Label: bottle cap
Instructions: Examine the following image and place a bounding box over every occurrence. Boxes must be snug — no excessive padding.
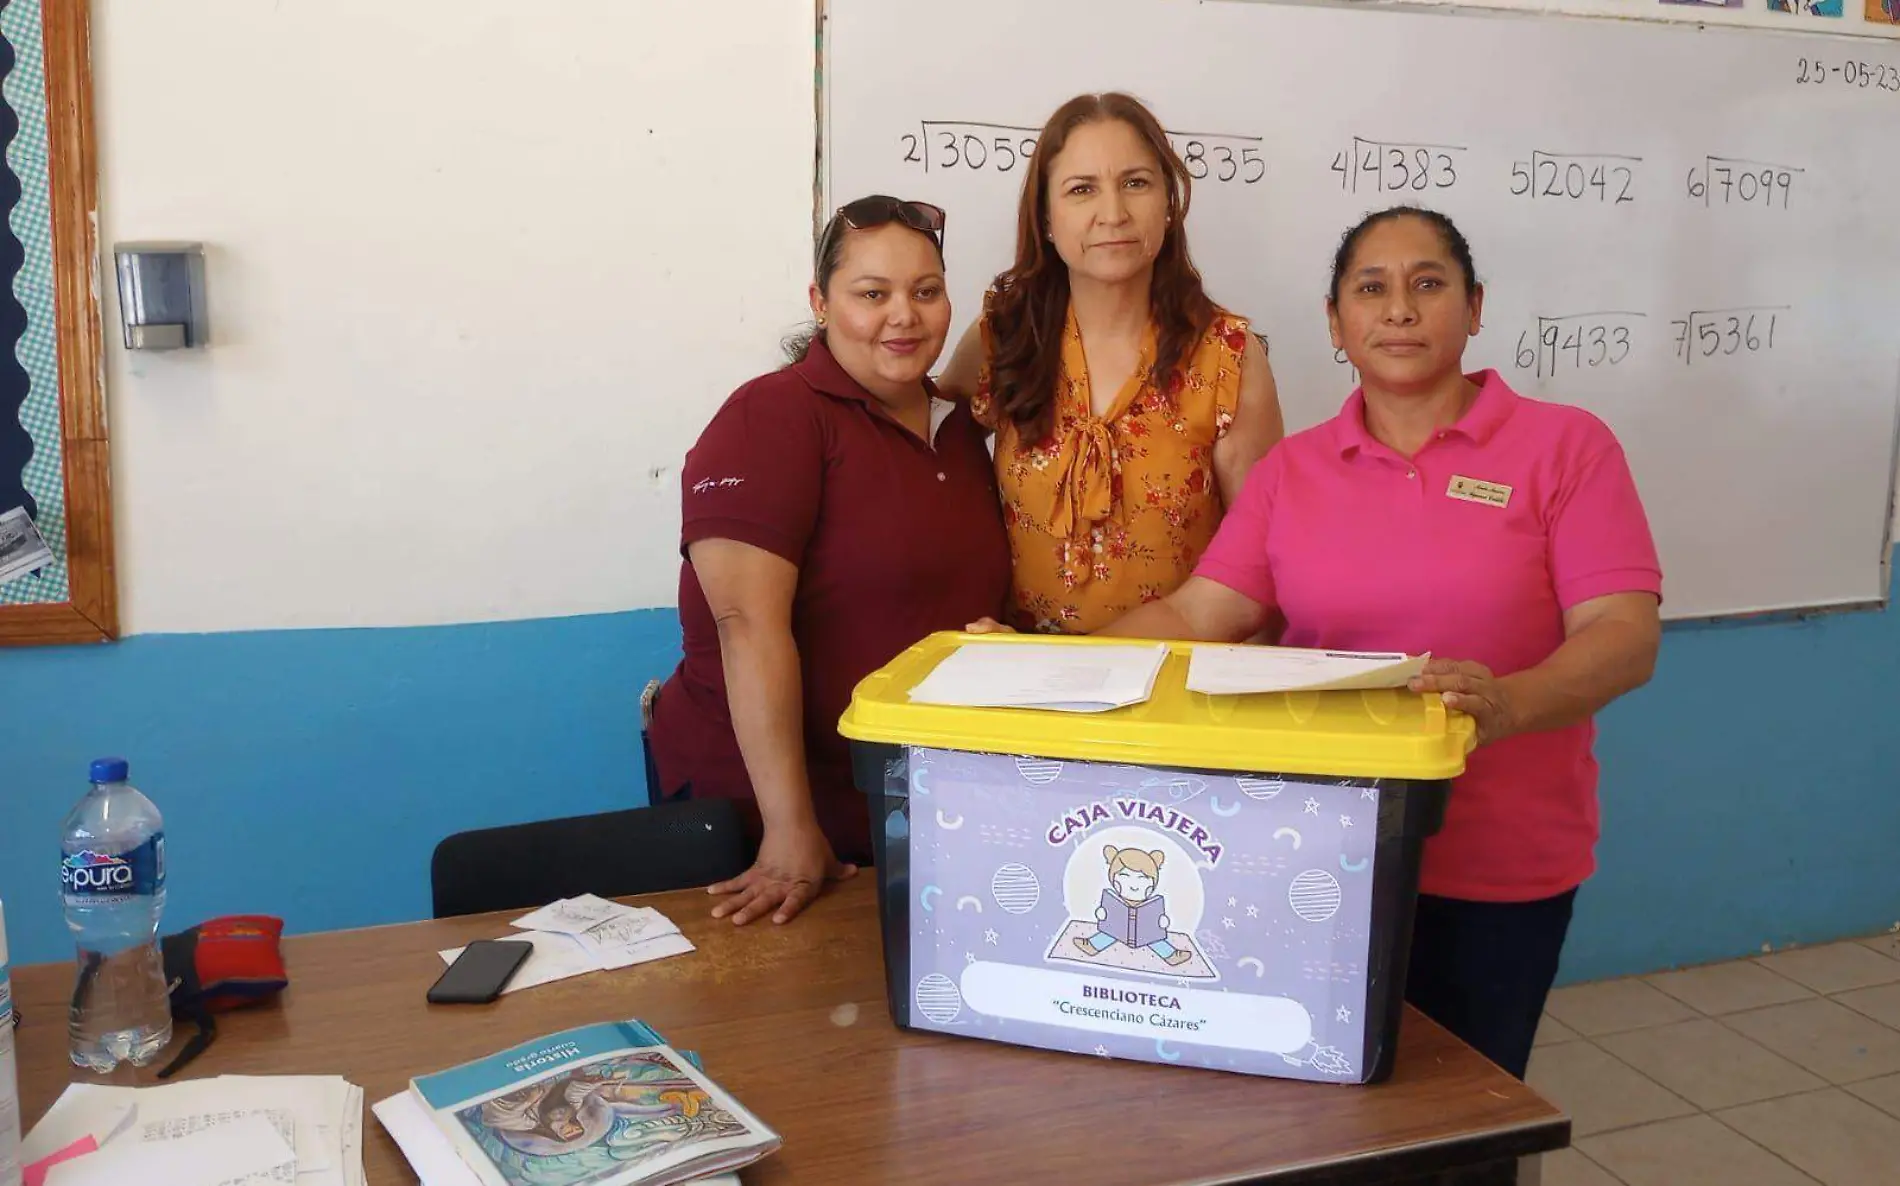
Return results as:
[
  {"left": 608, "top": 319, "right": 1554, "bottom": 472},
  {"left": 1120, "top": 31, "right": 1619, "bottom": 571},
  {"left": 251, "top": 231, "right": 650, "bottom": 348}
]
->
[{"left": 89, "top": 757, "right": 130, "bottom": 783}]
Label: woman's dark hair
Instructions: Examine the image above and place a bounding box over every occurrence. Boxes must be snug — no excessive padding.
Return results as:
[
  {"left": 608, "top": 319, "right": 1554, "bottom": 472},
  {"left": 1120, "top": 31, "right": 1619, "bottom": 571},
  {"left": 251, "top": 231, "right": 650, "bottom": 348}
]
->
[
  {"left": 985, "top": 93, "right": 1215, "bottom": 446},
  {"left": 782, "top": 195, "right": 945, "bottom": 363},
  {"left": 1327, "top": 206, "right": 1478, "bottom": 305}
]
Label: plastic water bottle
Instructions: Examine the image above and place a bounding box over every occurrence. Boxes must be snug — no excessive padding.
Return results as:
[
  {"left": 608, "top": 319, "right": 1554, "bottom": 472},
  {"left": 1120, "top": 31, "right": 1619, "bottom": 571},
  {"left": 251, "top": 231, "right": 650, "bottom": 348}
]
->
[
  {"left": 1, "top": 900, "right": 22, "bottom": 1186},
  {"left": 60, "top": 758, "right": 171, "bottom": 1072}
]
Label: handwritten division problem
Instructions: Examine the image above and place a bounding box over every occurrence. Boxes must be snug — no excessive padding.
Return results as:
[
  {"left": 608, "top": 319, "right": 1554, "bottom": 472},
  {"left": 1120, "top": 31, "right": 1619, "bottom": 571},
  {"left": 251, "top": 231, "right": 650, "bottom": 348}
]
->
[
  {"left": 1330, "top": 138, "right": 1464, "bottom": 194},
  {"left": 894, "top": 122, "right": 1825, "bottom": 217},
  {"left": 900, "top": 121, "right": 1040, "bottom": 175},
  {"left": 1509, "top": 153, "right": 1640, "bottom": 204},
  {"left": 1499, "top": 308, "right": 1789, "bottom": 377},
  {"left": 898, "top": 121, "right": 1263, "bottom": 182},
  {"left": 1515, "top": 313, "right": 1644, "bottom": 379},
  {"left": 1686, "top": 158, "right": 1803, "bottom": 210},
  {"left": 1669, "top": 307, "right": 1785, "bottom": 368}
]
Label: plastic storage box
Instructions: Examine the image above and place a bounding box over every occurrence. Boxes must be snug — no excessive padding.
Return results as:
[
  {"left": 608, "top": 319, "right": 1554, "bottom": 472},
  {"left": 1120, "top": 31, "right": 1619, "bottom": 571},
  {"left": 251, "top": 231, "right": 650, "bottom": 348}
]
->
[{"left": 838, "top": 633, "right": 1475, "bottom": 1085}]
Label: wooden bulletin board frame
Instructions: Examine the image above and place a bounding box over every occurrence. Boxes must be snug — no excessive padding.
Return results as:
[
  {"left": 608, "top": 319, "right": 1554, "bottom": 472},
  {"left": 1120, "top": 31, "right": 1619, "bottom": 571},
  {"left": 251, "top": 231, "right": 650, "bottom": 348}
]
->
[{"left": 0, "top": 0, "right": 113, "bottom": 647}]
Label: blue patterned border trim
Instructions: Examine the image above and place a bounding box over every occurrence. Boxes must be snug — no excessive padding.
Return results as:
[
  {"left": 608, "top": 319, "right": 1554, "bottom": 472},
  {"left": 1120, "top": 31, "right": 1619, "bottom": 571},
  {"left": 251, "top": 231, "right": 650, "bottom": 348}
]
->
[{"left": 0, "top": 0, "right": 67, "bottom": 606}]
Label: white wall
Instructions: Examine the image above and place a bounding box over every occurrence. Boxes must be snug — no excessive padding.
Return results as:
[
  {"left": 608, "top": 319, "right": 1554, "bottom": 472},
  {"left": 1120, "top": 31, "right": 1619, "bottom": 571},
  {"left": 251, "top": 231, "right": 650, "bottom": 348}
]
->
[
  {"left": 90, "top": 0, "right": 1897, "bottom": 636},
  {"left": 94, "top": 0, "right": 816, "bottom": 634}
]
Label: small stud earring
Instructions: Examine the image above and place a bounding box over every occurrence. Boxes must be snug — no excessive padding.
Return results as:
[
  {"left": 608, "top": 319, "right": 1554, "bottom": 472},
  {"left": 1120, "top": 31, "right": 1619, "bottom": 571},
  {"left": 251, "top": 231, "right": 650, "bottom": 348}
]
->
[{"left": 817, "top": 316, "right": 827, "bottom": 327}]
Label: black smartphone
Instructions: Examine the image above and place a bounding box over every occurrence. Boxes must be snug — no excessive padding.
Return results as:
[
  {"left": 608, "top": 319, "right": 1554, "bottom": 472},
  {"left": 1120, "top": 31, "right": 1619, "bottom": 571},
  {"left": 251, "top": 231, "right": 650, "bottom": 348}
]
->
[{"left": 427, "top": 938, "right": 533, "bottom": 1004}]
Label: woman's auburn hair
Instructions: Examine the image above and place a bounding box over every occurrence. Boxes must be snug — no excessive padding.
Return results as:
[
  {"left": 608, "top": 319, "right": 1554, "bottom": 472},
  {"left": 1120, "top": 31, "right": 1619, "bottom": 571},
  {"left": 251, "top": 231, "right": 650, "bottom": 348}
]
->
[{"left": 984, "top": 92, "right": 1217, "bottom": 446}]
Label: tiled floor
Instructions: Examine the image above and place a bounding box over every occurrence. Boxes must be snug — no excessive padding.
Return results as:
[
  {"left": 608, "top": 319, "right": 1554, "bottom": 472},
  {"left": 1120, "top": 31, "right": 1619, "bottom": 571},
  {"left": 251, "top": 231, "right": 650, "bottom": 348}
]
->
[{"left": 1524, "top": 932, "right": 1900, "bottom": 1185}]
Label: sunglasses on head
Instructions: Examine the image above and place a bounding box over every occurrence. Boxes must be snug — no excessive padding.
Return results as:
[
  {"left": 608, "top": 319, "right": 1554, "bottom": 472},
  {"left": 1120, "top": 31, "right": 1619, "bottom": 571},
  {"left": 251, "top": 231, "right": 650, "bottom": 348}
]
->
[{"left": 817, "top": 196, "right": 946, "bottom": 264}]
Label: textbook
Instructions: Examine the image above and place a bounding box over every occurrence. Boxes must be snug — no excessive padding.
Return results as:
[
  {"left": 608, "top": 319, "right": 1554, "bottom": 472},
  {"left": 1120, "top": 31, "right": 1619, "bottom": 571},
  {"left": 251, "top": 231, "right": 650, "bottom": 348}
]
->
[{"left": 406, "top": 1020, "right": 780, "bottom": 1186}]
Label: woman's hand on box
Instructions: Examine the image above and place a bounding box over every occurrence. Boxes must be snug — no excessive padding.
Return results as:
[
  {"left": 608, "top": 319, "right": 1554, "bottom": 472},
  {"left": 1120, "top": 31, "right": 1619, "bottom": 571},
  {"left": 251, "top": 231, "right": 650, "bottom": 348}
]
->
[
  {"left": 965, "top": 617, "right": 1016, "bottom": 634},
  {"left": 1410, "top": 659, "right": 1519, "bottom": 746},
  {"left": 708, "top": 817, "right": 857, "bottom": 926}
]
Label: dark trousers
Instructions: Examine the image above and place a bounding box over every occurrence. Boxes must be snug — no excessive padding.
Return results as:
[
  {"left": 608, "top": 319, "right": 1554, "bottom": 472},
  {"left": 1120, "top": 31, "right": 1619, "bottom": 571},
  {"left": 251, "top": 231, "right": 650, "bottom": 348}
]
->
[{"left": 1404, "top": 889, "right": 1578, "bottom": 1081}]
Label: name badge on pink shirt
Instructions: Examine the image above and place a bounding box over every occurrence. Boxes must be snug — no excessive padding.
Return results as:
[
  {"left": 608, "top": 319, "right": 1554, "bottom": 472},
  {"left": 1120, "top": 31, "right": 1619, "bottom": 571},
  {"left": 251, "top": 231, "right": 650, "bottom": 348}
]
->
[{"left": 1446, "top": 475, "right": 1513, "bottom": 509}]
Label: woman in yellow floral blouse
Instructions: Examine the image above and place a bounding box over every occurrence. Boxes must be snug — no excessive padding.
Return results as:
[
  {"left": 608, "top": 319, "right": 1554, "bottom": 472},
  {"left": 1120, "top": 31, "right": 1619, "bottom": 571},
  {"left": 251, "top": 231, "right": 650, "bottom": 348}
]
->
[{"left": 940, "top": 92, "right": 1284, "bottom": 634}]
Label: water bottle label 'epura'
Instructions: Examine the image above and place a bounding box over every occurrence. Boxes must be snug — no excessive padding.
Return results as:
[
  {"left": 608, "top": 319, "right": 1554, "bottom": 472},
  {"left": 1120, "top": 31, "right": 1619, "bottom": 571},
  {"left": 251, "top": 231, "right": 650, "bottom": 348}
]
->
[{"left": 60, "top": 833, "right": 165, "bottom": 900}]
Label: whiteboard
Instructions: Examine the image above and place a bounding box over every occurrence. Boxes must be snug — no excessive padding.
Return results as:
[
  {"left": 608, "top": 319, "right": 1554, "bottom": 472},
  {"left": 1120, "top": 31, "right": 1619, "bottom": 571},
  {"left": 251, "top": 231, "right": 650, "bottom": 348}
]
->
[{"left": 823, "top": 0, "right": 1900, "bottom": 622}]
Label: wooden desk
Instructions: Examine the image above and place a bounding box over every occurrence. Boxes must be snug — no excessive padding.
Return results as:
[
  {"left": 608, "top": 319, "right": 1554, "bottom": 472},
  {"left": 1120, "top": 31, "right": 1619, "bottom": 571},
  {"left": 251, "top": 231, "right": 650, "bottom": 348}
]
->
[{"left": 11, "top": 879, "right": 1567, "bottom": 1184}]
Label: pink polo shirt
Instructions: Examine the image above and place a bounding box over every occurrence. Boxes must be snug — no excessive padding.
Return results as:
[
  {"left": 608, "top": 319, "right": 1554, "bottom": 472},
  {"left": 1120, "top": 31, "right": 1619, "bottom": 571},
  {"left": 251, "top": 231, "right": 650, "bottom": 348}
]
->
[{"left": 1196, "top": 370, "right": 1661, "bottom": 903}]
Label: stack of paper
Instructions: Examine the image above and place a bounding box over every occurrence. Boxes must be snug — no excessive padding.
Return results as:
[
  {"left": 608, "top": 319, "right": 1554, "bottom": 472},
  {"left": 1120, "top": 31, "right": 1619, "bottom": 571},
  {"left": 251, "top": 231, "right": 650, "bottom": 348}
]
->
[
  {"left": 437, "top": 894, "right": 693, "bottom": 994},
  {"left": 22, "top": 1074, "right": 364, "bottom": 1186},
  {"left": 907, "top": 641, "right": 1170, "bottom": 713},
  {"left": 1185, "top": 645, "right": 1429, "bottom": 695}
]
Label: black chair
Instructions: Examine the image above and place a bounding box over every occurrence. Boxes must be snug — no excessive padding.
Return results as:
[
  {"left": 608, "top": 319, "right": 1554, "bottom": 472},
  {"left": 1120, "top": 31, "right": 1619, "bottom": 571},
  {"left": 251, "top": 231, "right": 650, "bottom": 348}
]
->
[{"left": 429, "top": 797, "right": 751, "bottom": 919}]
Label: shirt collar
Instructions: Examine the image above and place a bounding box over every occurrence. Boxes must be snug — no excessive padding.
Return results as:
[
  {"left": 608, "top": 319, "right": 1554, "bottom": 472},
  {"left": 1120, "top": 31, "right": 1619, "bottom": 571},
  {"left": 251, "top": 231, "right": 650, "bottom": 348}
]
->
[
  {"left": 792, "top": 335, "right": 955, "bottom": 444},
  {"left": 1332, "top": 368, "right": 1519, "bottom": 457},
  {"left": 791, "top": 335, "right": 875, "bottom": 404},
  {"left": 791, "top": 334, "right": 948, "bottom": 407}
]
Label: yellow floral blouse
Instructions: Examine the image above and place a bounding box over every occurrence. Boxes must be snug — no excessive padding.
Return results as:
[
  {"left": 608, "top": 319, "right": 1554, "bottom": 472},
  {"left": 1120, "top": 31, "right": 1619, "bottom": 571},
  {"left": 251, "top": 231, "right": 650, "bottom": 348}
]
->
[{"left": 970, "top": 301, "right": 1252, "bottom": 634}]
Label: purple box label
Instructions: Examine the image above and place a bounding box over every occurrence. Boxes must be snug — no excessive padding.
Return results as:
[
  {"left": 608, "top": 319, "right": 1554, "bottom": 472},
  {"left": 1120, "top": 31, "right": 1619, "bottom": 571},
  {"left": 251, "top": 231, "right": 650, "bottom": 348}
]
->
[{"left": 901, "top": 748, "right": 1379, "bottom": 1082}]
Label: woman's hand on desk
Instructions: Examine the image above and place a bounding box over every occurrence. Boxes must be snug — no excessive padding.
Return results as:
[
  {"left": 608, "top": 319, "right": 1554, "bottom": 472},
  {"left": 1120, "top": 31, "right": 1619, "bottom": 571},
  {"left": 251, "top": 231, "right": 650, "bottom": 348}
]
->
[
  {"left": 708, "top": 818, "right": 858, "bottom": 926},
  {"left": 1410, "top": 659, "right": 1520, "bottom": 746},
  {"left": 965, "top": 617, "right": 1016, "bottom": 634}
]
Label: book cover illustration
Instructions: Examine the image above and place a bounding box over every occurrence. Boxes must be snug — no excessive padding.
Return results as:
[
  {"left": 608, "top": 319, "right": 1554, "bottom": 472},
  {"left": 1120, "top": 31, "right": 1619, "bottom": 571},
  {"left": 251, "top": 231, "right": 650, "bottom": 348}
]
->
[
  {"left": 453, "top": 1051, "right": 743, "bottom": 1186},
  {"left": 411, "top": 1020, "right": 777, "bottom": 1186}
]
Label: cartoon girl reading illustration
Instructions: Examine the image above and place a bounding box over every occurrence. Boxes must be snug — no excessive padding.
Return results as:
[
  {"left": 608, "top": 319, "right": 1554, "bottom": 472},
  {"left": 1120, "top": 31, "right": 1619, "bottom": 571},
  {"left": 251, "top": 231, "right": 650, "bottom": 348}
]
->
[{"left": 1075, "top": 845, "right": 1192, "bottom": 967}]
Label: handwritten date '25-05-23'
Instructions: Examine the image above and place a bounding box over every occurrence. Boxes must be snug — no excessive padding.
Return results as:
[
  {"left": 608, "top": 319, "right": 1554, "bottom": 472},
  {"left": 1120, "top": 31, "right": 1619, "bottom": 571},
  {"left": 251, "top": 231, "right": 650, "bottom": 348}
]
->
[{"left": 1795, "top": 55, "right": 1900, "bottom": 93}]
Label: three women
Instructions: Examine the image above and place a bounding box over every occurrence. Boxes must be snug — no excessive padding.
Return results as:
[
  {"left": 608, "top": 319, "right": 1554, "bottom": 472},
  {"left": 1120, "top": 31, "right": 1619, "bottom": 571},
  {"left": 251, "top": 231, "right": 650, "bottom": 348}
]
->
[{"left": 654, "top": 91, "right": 1662, "bottom": 1090}]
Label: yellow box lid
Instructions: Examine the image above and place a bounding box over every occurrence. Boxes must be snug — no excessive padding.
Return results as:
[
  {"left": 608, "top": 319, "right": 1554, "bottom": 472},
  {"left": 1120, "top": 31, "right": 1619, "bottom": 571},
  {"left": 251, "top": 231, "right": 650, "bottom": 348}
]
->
[{"left": 838, "top": 632, "right": 1476, "bottom": 781}]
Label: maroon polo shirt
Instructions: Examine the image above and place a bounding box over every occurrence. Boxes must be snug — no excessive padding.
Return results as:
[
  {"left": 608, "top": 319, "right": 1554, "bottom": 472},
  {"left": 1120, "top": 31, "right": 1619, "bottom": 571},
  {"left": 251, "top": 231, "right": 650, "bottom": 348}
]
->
[{"left": 649, "top": 338, "right": 1011, "bottom": 863}]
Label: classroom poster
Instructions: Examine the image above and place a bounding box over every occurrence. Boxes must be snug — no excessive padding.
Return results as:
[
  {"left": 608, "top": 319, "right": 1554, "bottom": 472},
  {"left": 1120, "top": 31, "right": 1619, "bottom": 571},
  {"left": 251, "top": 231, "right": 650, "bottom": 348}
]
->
[{"left": 0, "top": 0, "right": 67, "bottom": 606}]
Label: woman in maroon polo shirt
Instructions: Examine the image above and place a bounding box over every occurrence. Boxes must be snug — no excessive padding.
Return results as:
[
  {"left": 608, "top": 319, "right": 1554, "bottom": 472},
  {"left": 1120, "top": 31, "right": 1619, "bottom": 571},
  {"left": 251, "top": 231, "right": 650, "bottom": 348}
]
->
[{"left": 647, "top": 196, "right": 1011, "bottom": 927}]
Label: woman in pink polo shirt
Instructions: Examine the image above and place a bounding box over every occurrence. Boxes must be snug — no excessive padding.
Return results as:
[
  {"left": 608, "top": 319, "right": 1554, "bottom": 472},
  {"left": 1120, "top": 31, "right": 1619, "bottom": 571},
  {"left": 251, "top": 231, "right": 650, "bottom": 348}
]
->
[{"left": 1005, "top": 206, "right": 1664, "bottom": 1081}]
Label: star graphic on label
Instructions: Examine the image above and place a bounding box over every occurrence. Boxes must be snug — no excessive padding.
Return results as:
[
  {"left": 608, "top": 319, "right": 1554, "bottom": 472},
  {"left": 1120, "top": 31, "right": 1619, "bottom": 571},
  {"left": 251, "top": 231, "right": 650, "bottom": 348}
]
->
[
  {"left": 965, "top": 952, "right": 977, "bottom": 965},
  {"left": 1227, "top": 896, "right": 1238, "bottom": 907},
  {"left": 1246, "top": 905, "right": 1259, "bottom": 918},
  {"left": 1337, "top": 1006, "right": 1353, "bottom": 1023},
  {"left": 984, "top": 929, "right": 999, "bottom": 945},
  {"left": 1093, "top": 1045, "right": 1110, "bottom": 1057},
  {"left": 1361, "top": 788, "right": 1378, "bottom": 800},
  {"left": 1304, "top": 798, "right": 1320, "bottom": 815},
  {"left": 1340, "top": 814, "right": 1354, "bottom": 828},
  {"left": 1223, "top": 917, "right": 1236, "bottom": 929}
]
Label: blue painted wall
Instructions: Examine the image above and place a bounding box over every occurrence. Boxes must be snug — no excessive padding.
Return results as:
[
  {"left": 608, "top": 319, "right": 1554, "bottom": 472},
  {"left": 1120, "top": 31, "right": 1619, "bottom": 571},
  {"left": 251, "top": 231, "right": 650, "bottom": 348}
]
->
[
  {"left": 1564, "top": 557, "right": 1900, "bottom": 982},
  {"left": 1, "top": 611, "right": 682, "bottom": 966},
  {"left": 3, "top": 561, "right": 1896, "bottom": 981}
]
